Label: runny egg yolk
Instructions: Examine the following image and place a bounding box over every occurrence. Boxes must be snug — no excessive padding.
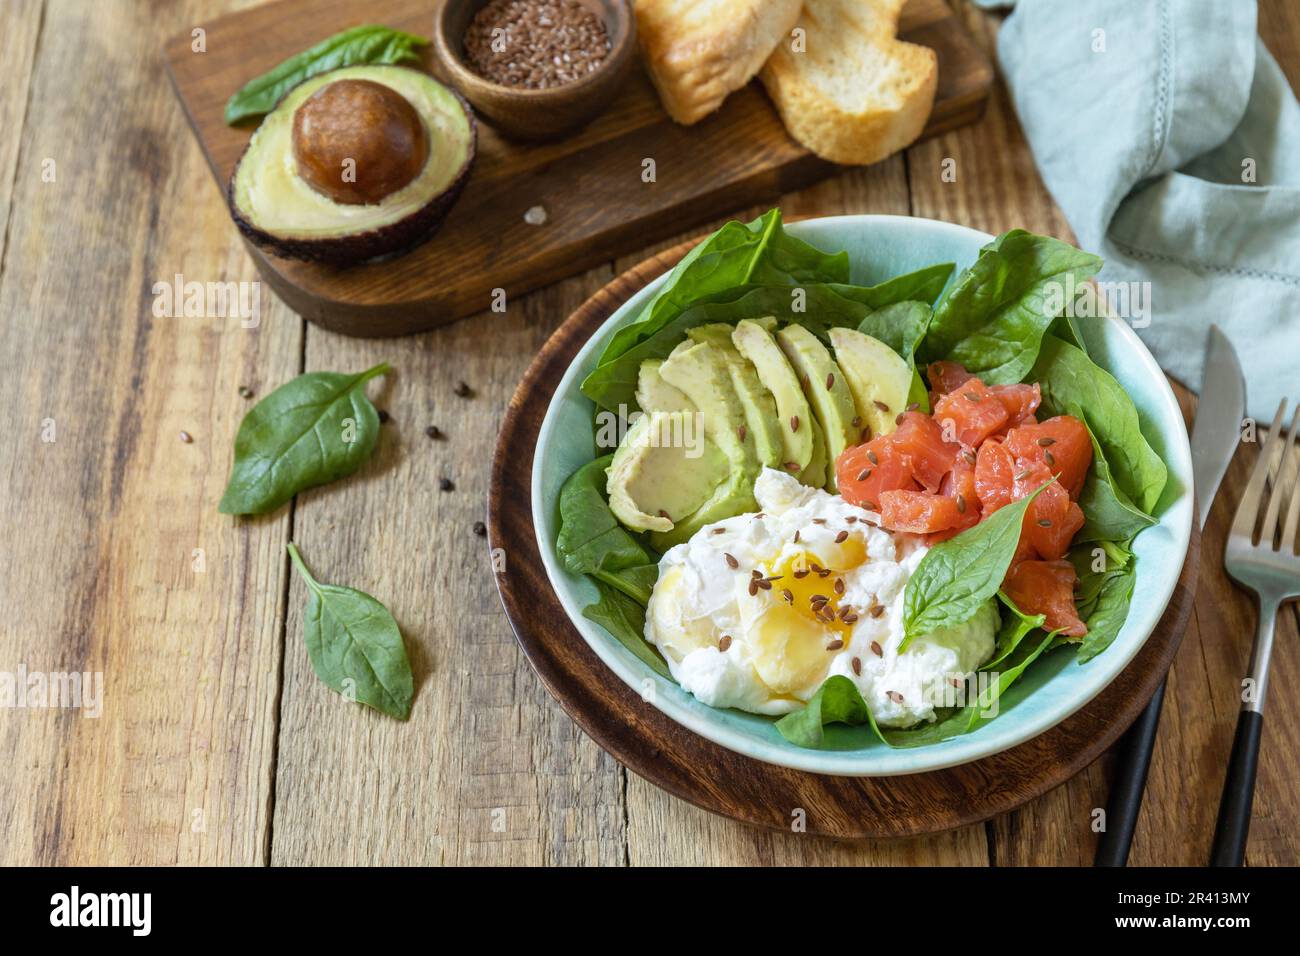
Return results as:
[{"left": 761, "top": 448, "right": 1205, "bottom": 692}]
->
[{"left": 766, "top": 543, "right": 868, "bottom": 639}]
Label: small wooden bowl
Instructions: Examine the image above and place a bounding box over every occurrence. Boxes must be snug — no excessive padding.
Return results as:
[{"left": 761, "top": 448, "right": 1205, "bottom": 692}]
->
[{"left": 432, "top": 0, "right": 636, "bottom": 141}]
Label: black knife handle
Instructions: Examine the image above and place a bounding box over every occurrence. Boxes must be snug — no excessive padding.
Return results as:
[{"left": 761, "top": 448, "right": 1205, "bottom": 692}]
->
[
  {"left": 1210, "top": 709, "right": 1264, "bottom": 866},
  {"left": 1094, "top": 680, "right": 1166, "bottom": 866}
]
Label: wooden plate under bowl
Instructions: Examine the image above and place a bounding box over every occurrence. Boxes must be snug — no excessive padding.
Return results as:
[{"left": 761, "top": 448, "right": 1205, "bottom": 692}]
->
[{"left": 488, "top": 238, "right": 1200, "bottom": 839}]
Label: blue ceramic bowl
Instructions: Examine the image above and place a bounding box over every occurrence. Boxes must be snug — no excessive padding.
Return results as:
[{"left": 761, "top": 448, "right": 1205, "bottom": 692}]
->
[{"left": 531, "top": 215, "right": 1193, "bottom": 776}]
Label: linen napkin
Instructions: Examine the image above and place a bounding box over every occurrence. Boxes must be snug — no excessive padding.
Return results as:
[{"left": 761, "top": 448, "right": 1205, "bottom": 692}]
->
[{"left": 973, "top": 0, "right": 1300, "bottom": 421}]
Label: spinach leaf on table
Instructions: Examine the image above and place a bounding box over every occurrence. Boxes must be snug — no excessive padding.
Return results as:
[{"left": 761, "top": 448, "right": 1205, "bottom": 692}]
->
[
  {"left": 287, "top": 543, "right": 414, "bottom": 719},
  {"left": 901, "top": 481, "right": 1051, "bottom": 650},
  {"left": 224, "top": 25, "right": 429, "bottom": 124},
  {"left": 1031, "top": 334, "right": 1167, "bottom": 514},
  {"left": 921, "top": 230, "right": 1102, "bottom": 384},
  {"left": 596, "top": 209, "right": 850, "bottom": 367},
  {"left": 219, "top": 362, "right": 390, "bottom": 515}
]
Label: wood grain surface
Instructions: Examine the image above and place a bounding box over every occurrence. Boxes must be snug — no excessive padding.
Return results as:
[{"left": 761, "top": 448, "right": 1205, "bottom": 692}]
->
[
  {"left": 488, "top": 236, "right": 1199, "bottom": 839},
  {"left": 0, "top": 0, "right": 1297, "bottom": 864},
  {"left": 162, "top": 0, "right": 993, "bottom": 336}
]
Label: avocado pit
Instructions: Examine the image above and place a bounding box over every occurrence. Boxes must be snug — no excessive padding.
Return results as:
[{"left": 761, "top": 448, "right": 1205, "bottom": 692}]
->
[
  {"left": 291, "top": 78, "right": 430, "bottom": 205},
  {"left": 227, "top": 65, "right": 476, "bottom": 264}
]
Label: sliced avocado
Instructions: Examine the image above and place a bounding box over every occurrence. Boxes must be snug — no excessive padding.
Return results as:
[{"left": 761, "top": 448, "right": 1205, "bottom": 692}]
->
[
  {"left": 229, "top": 65, "right": 476, "bottom": 264},
  {"left": 775, "top": 325, "right": 859, "bottom": 491},
  {"left": 636, "top": 360, "right": 695, "bottom": 414},
  {"left": 732, "top": 318, "right": 815, "bottom": 475},
  {"left": 658, "top": 340, "right": 752, "bottom": 461},
  {"left": 687, "top": 323, "right": 783, "bottom": 470},
  {"left": 651, "top": 340, "right": 763, "bottom": 549},
  {"left": 800, "top": 411, "right": 828, "bottom": 489},
  {"left": 828, "top": 327, "right": 913, "bottom": 441},
  {"left": 606, "top": 412, "right": 727, "bottom": 533}
]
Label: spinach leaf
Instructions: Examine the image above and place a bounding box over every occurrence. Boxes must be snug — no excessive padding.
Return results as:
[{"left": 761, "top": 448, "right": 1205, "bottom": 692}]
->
[
  {"left": 901, "top": 481, "right": 1050, "bottom": 649},
  {"left": 1070, "top": 540, "right": 1138, "bottom": 662},
  {"left": 596, "top": 209, "right": 849, "bottom": 366},
  {"left": 593, "top": 563, "right": 659, "bottom": 605},
  {"left": 1074, "top": 421, "right": 1158, "bottom": 542},
  {"left": 555, "top": 459, "right": 670, "bottom": 675},
  {"left": 830, "top": 262, "right": 953, "bottom": 317},
  {"left": 922, "top": 230, "right": 1102, "bottom": 384},
  {"left": 219, "top": 362, "right": 389, "bottom": 515},
  {"left": 224, "top": 26, "right": 429, "bottom": 124},
  {"left": 582, "top": 579, "right": 671, "bottom": 679},
  {"left": 287, "top": 543, "right": 413, "bottom": 719},
  {"left": 984, "top": 591, "right": 1046, "bottom": 671},
  {"left": 555, "top": 456, "right": 654, "bottom": 576},
  {"left": 775, "top": 675, "right": 871, "bottom": 748},
  {"left": 855, "top": 299, "right": 934, "bottom": 361},
  {"left": 778, "top": 631, "right": 1059, "bottom": 750},
  {"left": 858, "top": 300, "right": 936, "bottom": 412},
  {"left": 1031, "top": 334, "right": 1167, "bottom": 513}
]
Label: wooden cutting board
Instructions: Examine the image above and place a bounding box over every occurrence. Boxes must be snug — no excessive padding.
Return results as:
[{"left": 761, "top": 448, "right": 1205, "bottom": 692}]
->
[
  {"left": 165, "top": 0, "right": 993, "bottom": 337},
  {"left": 488, "top": 237, "right": 1201, "bottom": 839}
]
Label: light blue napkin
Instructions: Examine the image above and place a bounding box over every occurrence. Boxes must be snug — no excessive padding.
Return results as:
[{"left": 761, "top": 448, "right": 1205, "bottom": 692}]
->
[{"left": 973, "top": 0, "right": 1300, "bottom": 420}]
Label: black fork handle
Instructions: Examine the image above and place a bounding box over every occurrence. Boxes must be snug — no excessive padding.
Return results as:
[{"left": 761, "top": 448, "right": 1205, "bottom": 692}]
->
[{"left": 1210, "top": 709, "right": 1264, "bottom": 866}]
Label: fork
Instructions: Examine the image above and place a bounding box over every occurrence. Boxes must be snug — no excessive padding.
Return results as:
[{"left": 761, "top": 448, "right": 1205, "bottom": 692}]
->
[{"left": 1211, "top": 398, "right": 1300, "bottom": 866}]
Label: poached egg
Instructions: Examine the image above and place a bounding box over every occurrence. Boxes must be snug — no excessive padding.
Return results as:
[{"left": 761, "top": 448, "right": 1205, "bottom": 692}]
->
[{"left": 645, "top": 468, "right": 998, "bottom": 727}]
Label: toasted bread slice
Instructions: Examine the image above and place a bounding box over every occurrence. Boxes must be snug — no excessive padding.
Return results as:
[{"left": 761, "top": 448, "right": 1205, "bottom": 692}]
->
[
  {"left": 635, "top": 0, "right": 804, "bottom": 125},
  {"left": 760, "top": 0, "right": 937, "bottom": 165}
]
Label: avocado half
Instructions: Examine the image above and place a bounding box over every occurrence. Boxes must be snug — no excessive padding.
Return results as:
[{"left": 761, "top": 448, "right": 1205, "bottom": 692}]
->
[{"left": 228, "top": 65, "right": 476, "bottom": 264}]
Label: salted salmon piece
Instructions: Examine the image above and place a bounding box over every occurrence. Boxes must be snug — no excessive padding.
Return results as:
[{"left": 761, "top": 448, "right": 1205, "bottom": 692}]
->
[
  {"left": 927, "top": 451, "right": 981, "bottom": 543},
  {"left": 1003, "top": 559, "right": 1088, "bottom": 637},
  {"left": 926, "top": 360, "right": 974, "bottom": 397},
  {"left": 892, "top": 411, "right": 960, "bottom": 493},
  {"left": 989, "top": 382, "right": 1041, "bottom": 432},
  {"left": 933, "top": 377, "right": 1011, "bottom": 447},
  {"left": 836, "top": 441, "right": 915, "bottom": 511},
  {"left": 974, "top": 439, "right": 1015, "bottom": 514},
  {"left": 1006, "top": 415, "right": 1093, "bottom": 500},
  {"left": 880, "top": 489, "right": 962, "bottom": 534},
  {"left": 1020, "top": 474, "right": 1085, "bottom": 560}
]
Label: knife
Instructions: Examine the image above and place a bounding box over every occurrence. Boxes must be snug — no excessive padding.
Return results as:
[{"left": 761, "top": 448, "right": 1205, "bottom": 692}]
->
[{"left": 1094, "top": 324, "right": 1245, "bottom": 866}]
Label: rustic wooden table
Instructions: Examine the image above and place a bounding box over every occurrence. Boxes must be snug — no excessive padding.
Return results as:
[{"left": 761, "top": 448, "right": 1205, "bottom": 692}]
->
[{"left": 1, "top": 0, "right": 1297, "bottom": 866}]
